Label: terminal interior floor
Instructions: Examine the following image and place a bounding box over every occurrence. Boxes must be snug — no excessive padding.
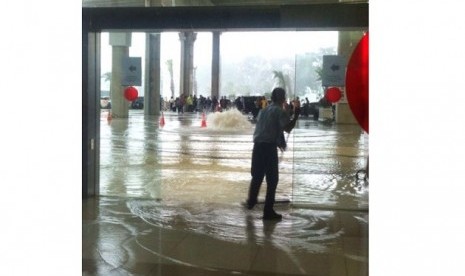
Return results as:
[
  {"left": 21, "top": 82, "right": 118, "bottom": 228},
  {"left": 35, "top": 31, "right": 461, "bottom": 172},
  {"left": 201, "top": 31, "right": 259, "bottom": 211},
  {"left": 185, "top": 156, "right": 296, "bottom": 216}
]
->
[{"left": 83, "top": 109, "right": 369, "bottom": 275}]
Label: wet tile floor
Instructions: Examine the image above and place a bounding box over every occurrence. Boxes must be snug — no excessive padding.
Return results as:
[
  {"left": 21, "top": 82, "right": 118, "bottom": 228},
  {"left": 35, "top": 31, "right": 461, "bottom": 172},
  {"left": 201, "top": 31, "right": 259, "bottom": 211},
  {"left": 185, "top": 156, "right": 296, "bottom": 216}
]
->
[
  {"left": 83, "top": 196, "right": 368, "bottom": 276},
  {"left": 83, "top": 110, "right": 368, "bottom": 275}
]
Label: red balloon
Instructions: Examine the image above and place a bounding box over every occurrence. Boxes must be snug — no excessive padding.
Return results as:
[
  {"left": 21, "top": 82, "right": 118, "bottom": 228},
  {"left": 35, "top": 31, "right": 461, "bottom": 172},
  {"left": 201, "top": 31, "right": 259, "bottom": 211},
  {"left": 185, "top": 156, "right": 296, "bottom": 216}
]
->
[
  {"left": 325, "top": 87, "right": 342, "bottom": 103},
  {"left": 124, "top": 86, "right": 138, "bottom": 102},
  {"left": 346, "top": 32, "right": 369, "bottom": 133}
]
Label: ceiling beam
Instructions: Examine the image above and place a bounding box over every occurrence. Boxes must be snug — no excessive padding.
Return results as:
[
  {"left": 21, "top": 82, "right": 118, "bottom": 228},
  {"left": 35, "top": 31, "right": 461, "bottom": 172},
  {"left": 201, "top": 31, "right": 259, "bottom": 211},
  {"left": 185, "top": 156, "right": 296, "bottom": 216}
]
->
[{"left": 83, "top": 3, "right": 368, "bottom": 32}]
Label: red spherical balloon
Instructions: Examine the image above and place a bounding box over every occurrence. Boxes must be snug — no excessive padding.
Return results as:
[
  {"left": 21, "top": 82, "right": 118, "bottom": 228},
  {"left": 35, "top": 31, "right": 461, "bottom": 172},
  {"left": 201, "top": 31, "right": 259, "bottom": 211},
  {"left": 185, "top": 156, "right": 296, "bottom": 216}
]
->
[
  {"left": 325, "top": 87, "right": 342, "bottom": 103},
  {"left": 346, "top": 32, "right": 369, "bottom": 133},
  {"left": 124, "top": 86, "right": 138, "bottom": 102}
]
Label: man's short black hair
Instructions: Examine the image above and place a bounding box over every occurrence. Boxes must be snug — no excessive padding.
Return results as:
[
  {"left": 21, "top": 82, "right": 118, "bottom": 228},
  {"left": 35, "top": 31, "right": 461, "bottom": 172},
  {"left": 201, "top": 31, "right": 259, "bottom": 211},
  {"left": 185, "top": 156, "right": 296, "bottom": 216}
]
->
[{"left": 271, "top": 87, "right": 286, "bottom": 103}]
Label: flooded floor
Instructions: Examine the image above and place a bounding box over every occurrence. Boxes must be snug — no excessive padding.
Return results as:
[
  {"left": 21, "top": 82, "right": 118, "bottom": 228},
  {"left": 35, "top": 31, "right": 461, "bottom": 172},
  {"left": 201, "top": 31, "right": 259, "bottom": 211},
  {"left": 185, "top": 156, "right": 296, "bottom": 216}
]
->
[
  {"left": 99, "top": 110, "right": 368, "bottom": 210},
  {"left": 83, "top": 109, "right": 369, "bottom": 275}
]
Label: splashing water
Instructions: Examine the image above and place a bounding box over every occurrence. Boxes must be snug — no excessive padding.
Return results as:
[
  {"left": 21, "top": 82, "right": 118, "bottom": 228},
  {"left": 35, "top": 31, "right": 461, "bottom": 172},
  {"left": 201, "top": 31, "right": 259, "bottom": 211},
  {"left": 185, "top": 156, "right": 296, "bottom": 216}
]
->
[{"left": 206, "top": 109, "right": 253, "bottom": 130}]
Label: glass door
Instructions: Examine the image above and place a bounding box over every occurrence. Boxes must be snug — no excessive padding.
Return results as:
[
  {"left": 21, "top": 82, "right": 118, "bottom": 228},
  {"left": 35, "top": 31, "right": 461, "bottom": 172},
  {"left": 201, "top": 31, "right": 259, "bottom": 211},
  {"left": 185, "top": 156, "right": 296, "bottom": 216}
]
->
[{"left": 291, "top": 30, "right": 369, "bottom": 210}]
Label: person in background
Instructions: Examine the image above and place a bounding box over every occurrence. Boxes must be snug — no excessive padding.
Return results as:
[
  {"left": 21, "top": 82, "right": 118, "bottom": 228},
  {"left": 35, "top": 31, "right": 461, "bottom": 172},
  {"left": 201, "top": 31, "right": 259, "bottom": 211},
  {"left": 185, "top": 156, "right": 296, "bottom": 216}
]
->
[
  {"left": 244, "top": 87, "right": 300, "bottom": 220},
  {"left": 186, "top": 94, "right": 193, "bottom": 112},
  {"left": 212, "top": 96, "right": 218, "bottom": 112},
  {"left": 169, "top": 96, "right": 175, "bottom": 112},
  {"left": 260, "top": 96, "right": 268, "bottom": 109}
]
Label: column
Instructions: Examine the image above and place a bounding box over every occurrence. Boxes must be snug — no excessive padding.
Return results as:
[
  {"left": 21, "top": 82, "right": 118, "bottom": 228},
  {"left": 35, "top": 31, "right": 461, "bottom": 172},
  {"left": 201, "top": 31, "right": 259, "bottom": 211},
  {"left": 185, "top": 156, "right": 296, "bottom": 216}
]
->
[
  {"left": 109, "top": 32, "right": 131, "bottom": 118},
  {"left": 179, "top": 32, "right": 197, "bottom": 98},
  {"left": 145, "top": 33, "right": 161, "bottom": 116},
  {"left": 211, "top": 31, "right": 221, "bottom": 100}
]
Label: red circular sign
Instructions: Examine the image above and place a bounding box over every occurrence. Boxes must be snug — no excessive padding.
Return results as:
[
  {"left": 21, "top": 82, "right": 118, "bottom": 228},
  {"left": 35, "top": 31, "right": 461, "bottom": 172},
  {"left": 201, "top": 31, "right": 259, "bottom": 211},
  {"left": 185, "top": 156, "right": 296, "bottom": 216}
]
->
[
  {"left": 325, "top": 87, "right": 342, "bottom": 103},
  {"left": 346, "top": 32, "right": 369, "bottom": 133},
  {"left": 124, "top": 86, "right": 138, "bottom": 102}
]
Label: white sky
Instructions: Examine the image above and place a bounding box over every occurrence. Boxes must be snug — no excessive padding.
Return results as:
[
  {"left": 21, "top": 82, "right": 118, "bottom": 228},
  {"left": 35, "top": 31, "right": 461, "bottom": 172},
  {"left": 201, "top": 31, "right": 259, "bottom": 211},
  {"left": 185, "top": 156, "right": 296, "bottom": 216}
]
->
[
  {"left": 101, "top": 31, "right": 337, "bottom": 72},
  {"left": 221, "top": 31, "right": 338, "bottom": 58}
]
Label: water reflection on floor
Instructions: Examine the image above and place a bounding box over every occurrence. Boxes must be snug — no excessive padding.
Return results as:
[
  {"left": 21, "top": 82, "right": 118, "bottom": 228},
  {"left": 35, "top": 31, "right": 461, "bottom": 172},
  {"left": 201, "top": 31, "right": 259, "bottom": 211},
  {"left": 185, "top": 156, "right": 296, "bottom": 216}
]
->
[
  {"left": 85, "top": 109, "right": 369, "bottom": 275},
  {"left": 83, "top": 195, "right": 368, "bottom": 275},
  {"left": 99, "top": 110, "right": 368, "bottom": 210}
]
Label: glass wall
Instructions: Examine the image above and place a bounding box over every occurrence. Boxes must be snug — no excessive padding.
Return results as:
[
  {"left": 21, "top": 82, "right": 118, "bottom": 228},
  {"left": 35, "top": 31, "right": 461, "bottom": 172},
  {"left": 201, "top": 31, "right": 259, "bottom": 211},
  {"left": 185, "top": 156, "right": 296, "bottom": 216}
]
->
[
  {"left": 160, "top": 32, "right": 181, "bottom": 100},
  {"left": 193, "top": 33, "right": 212, "bottom": 99},
  {"left": 96, "top": 30, "right": 368, "bottom": 210},
  {"left": 220, "top": 31, "right": 338, "bottom": 99}
]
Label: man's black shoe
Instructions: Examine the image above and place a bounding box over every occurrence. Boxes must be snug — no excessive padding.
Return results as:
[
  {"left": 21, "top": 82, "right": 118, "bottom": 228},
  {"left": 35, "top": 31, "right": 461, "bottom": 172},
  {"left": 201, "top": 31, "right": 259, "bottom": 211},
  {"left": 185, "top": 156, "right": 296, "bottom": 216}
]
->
[
  {"left": 263, "top": 211, "right": 282, "bottom": 221},
  {"left": 242, "top": 200, "right": 256, "bottom": 210}
]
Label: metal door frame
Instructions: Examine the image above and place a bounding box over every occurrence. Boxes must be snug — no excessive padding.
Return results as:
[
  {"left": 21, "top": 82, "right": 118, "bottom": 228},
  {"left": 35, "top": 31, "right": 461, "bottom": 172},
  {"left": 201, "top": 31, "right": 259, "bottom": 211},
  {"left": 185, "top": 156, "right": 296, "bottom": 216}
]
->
[{"left": 82, "top": 4, "right": 368, "bottom": 198}]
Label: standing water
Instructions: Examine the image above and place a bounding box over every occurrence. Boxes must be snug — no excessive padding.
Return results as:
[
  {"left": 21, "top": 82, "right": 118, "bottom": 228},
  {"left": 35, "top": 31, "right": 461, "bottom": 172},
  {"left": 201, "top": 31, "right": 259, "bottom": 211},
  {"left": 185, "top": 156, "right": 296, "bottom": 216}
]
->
[{"left": 99, "top": 109, "right": 368, "bottom": 211}]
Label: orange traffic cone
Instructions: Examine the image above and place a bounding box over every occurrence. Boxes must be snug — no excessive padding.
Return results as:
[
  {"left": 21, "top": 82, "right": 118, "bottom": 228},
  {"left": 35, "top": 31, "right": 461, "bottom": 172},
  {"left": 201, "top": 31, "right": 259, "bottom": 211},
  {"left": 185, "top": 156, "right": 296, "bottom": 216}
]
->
[
  {"left": 159, "top": 112, "right": 165, "bottom": 127},
  {"left": 201, "top": 112, "right": 207, "bottom": 128},
  {"left": 107, "top": 110, "right": 112, "bottom": 122}
]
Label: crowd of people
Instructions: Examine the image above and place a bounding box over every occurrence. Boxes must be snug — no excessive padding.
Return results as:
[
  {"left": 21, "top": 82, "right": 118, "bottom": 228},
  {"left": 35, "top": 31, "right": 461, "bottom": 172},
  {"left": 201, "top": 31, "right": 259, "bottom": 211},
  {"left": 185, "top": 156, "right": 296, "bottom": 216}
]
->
[
  {"left": 161, "top": 93, "right": 334, "bottom": 122},
  {"left": 164, "top": 95, "right": 233, "bottom": 114}
]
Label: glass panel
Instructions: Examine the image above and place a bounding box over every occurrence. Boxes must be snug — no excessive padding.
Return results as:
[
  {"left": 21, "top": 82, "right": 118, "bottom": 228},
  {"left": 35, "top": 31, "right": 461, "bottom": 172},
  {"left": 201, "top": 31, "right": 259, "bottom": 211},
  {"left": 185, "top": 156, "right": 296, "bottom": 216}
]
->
[
  {"left": 161, "top": 32, "right": 181, "bottom": 101},
  {"left": 97, "top": 30, "right": 367, "bottom": 210},
  {"left": 99, "top": 32, "right": 146, "bottom": 107},
  {"left": 292, "top": 30, "right": 369, "bottom": 210},
  {"left": 218, "top": 31, "right": 368, "bottom": 209},
  {"left": 100, "top": 33, "right": 111, "bottom": 107},
  {"left": 160, "top": 32, "right": 212, "bottom": 108},
  {"left": 193, "top": 33, "right": 212, "bottom": 100}
]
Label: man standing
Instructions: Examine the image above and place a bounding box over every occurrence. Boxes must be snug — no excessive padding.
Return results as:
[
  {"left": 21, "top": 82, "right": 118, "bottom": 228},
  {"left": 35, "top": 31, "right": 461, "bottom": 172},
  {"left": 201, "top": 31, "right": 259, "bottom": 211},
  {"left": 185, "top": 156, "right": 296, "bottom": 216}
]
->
[{"left": 245, "top": 87, "right": 300, "bottom": 220}]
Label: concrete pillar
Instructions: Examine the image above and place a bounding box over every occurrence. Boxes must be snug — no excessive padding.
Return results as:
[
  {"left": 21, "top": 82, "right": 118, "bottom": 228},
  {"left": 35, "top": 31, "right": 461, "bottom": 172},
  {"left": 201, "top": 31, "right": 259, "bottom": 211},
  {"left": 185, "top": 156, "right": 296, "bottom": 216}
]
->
[
  {"left": 193, "top": 66, "right": 197, "bottom": 97},
  {"left": 211, "top": 31, "right": 221, "bottom": 100},
  {"left": 336, "top": 31, "right": 365, "bottom": 124},
  {"left": 109, "top": 32, "right": 131, "bottom": 118},
  {"left": 145, "top": 33, "right": 161, "bottom": 116},
  {"left": 179, "top": 32, "right": 197, "bottom": 98}
]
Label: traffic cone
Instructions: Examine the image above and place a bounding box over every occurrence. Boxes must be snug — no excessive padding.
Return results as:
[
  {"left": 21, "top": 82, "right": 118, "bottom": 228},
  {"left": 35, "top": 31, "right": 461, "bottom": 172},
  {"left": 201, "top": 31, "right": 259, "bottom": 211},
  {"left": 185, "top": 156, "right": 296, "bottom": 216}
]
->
[
  {"left": 201, "top": 112, "right": 207, "bottom": 128},
  {"left": 107, "top": 110, "right": 112, "bottom": 122},
  {"left": 159, "top": 112, "right": 165, "bottom": 127}
]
